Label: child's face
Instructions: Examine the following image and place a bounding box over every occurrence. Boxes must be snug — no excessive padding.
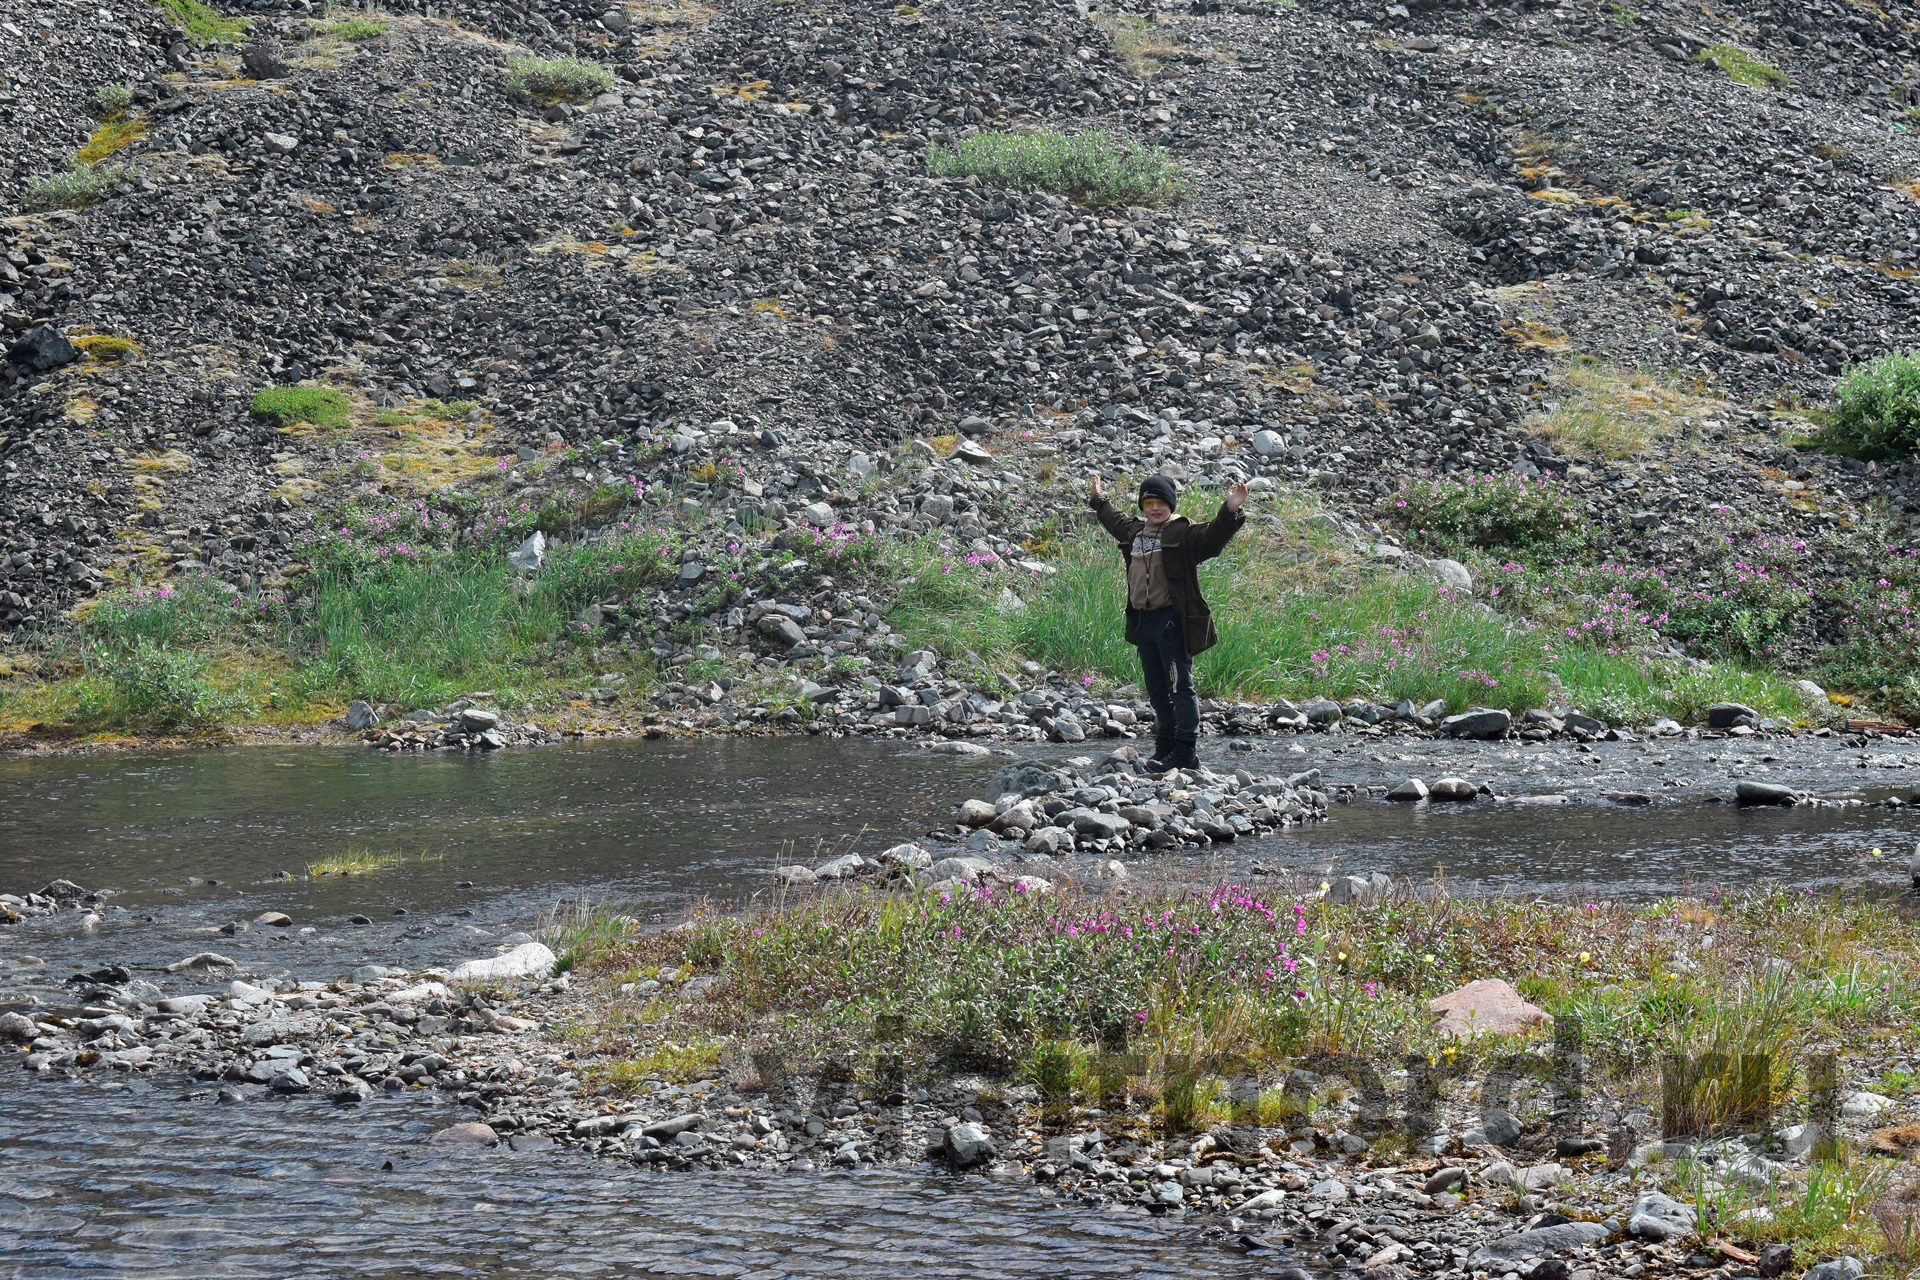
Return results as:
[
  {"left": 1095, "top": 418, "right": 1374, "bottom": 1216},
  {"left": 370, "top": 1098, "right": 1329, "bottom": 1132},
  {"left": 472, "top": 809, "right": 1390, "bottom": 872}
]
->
[{"left": 1140, "top": 498, "right": 1172, "bottom": 526}]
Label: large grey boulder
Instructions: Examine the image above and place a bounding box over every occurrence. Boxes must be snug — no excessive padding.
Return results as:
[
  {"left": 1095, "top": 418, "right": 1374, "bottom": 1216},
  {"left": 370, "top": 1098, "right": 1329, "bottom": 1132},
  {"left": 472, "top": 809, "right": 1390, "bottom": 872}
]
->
[
  {"left": 1472, "top": 1221, "right": 1608, "bottom": 1263},
  {"left": 943, "top": 1122, "right": 997, "bottom": 1167},
  {"left": 7, "top": 324, "right": 78, "bottom": 372},
  {"left": 1443, "top": 708, "right": 1511, "bottom": 739},
  {"left": 448, "top": 941, "right": 556, "bottom": 982},
  {"left": 1628, "top": 1190, "right": 1697, "bottom": 1241},
  {"left": 1706, "top": 702, "right": 1760, "bottom": 729},
  {"left": 1735, "top": 780, "right": 1798, "bottom": 806}
]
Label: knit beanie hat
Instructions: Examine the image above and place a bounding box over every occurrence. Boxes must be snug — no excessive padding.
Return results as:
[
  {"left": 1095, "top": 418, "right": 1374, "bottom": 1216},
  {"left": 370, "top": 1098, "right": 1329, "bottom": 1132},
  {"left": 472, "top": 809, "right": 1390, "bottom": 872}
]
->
[{"left": 1138, "top": 474, "right": 1178, "bottom": 511}]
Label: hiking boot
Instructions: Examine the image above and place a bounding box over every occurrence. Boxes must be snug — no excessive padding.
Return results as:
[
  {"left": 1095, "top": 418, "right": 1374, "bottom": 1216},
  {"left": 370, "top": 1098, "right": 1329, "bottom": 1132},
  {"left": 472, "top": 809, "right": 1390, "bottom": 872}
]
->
[{"left": 1170, "top": 742, "right": 1201, "bottom": 771}]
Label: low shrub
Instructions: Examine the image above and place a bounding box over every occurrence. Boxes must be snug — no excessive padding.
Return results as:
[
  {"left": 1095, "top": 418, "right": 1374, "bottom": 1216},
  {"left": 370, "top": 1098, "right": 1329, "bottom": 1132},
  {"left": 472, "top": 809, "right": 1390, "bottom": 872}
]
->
[
  {"left": 926, "top": 130, "right": 1184, "bottom": 207},
  {"left": 504, "top": 55, "right": 613, "bottom": 106},
  {"left": 1822, "top": 350, "right": 1920, "bottom": 460},
  {"left": 91, "top": 83, "right": 133, "bottom": 118},
  {"left": 25, "top": 162, "right": 137, "bottom": 211},
  {"left": 79, "top": 640, "right": 248, "bottom": 731},
  {"left": 1382, "top": 471, "right": 1589, "bottom": 560},
  {"left": 250, "top": 385, "right": 351, "bottom": 429}
]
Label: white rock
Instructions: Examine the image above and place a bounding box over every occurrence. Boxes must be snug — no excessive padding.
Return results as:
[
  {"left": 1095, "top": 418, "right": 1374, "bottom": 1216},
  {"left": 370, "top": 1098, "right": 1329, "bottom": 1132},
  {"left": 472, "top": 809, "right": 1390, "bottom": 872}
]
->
[
  {"left": 449, "top": 941, "right": 557, "bottom": 981},
  {"left": 389, "top": 980, "right": 451, "bottom": 1005},
  {"left": 1842, "top": 1090, "right": 1895, "bottom": 1120},
  {"left": 506, "top": 530, "right": 546, "bottom": 573},
  {"left": 1427, "top": 558, "right": 1473, "bottom": 594}
]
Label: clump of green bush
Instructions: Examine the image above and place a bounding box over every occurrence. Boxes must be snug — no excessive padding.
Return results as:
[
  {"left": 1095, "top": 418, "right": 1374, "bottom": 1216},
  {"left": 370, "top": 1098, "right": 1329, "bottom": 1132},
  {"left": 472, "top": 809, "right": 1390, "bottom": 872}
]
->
[
  {"left": 251, "top": 385, "right": 352, "bottom": 429},
  {"left": 1382, "top": 471, "right": 1589, "bottom": 559},
  {"left": 505, "top": 55, "right": 613, "bottom": 106},
  {"left": 321, "top": 14, "right": 387, "bottom": 39},
  {"left": 78, "top": 640, "right": 248, "bottom": 732},
  {"left": 927, "top": 130, "right": 1184, "bottom": 206},
  {"left": 92, "top": 83, "right": 134, "bottom": 118},
  {"left": 1822, "top": 350, "right": 1920, "bottom": 459},
  {"left": 25, "top": 162, "right": 137, "bottom": 211}
]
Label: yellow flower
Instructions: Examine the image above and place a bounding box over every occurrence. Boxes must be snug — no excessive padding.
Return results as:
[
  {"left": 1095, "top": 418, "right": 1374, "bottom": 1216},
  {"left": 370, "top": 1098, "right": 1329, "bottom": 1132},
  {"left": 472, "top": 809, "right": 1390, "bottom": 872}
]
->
[
  {"left": 1337, "top": 952, "right": 1348, "bottom": 963},
  {"left": 1579, "top": 951, "right": 1592, "bottom": 964},
  {"left": 1423, "top": 954, "right": 1437, "bottom": 964},
  {"left": 1872, "top": 847, "right": 1884, "bottom": 858}
]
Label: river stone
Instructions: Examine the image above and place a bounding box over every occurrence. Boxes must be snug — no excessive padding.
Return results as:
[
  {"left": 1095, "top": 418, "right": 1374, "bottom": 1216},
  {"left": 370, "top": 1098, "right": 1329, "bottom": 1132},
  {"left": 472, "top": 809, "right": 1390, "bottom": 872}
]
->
[
  {"left": 1299, "top": 697, "right": 1343, "bottom": 724},
  {"left": 926, "top": 739, "right": 992, "bottom": 756},
  {"left": 1326, "top": 871, "right": 1391, "bottom": 905},
  {"left": 1424, "top": 1166, "right": 1467, "bottom": 1194},
  {"left": 1480, "top": 1109, "right": 1525, "bottom": 1148},
  {"left": 0, "top": 1011, "right": 34, "bottom": 1042},
  {"left": 772, "top": 864, "right": 817, "bottom": 886},
  {"left": 812, "top": 853, "right": 871, "bottom": 880},
  {"left": 1386, "top": 778, "right": 1428, "bottom": 802},
  {"left": 875, "top": 842, "right": 932, "bottom": 872},
  {"left": 1063, "top": 807, "right": 1131, "bottom": 838},
  {"left": 1473, "top": 1221, "right": 1608, "bottom": 1262},
  {"left": 926, "top": 856, "right": 995, "bottom": 884},
  {"left": 642, "top": 1113, "right": 705, "bottom": 1140},
  {"left": 1429, "top": 776, "right": 1477, "bottom": 801},
  {"left": 330, "top": 1080, "right": 374, "bottom": 1104},
  {"left": 270, "top": 1066, "right": 310, "bottom": 1092},
  {"left": 944, "top": 1122, "right": 997, "bottom": 1167},
  {"left": 1628, "top": 1190, "right": 1697, "bottom": 1241},
  {"left": 1801, "top": 1259, "right": 1865, "bottom": 1280},
  {"left": 1308, "top": 1177, "right": 1349, "bottom": 1202},
  {"left": 166, "top": 951, "right": 238, "bottom": 973},
  {"left": 432, "top": 1122, "right": 500, "bottom": 1146},
  {"left": 991, "top": 801, "right": 1039, "bottom": 834},
  {"left": 1442, "top": 708, "right": 1511, "bottom": 739},
  {"left": 253, "top": 911, "right": 293, "bottom": 927},
  {"left": 449, "top": 941, "right": 555, "bottom": 982},
  {"left": 1429, "top": 978, "right": 1551, "bottom": 1039},
  {"left": 1735, "top": 780, "right": 1798, "bottom": 806},
  {"left": 1706, "top": 701, "right": 1760, "bottom": 729},
  {"left": 509, "top": 1133, "right": 556, "bottom": 1152},
  {"left": 1563, "top": 711, "right": 1607, "bottom": 734},
  {"left": 458, "top": 708, "right": 501, "bottom": 732},
  {"left": 344, "top": 699, "right": 379, "bottom": 730},
  {"left": 957, "top": 798, "right": 998, "bottom": 827}
]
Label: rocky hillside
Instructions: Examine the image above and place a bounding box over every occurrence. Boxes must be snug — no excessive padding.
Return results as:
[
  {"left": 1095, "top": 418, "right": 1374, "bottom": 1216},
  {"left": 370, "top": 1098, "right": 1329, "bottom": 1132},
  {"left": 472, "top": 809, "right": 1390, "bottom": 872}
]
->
[{"left": 3, "top": 0, "right": 1919, "bottom": 645}]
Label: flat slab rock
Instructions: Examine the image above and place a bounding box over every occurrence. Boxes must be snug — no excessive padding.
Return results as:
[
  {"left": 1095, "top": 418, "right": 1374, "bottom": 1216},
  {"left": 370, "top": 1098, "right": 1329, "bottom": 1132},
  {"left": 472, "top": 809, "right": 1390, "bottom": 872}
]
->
[
  {"left": 1428, "top": 978, "right": 1551, "bottom": 1039},
  {"left": 449, "top": 942, "right": 556, "bottom": 982},
  {"left": 1473, "top": 1220, "right": 1608, "bottom": 1262}
]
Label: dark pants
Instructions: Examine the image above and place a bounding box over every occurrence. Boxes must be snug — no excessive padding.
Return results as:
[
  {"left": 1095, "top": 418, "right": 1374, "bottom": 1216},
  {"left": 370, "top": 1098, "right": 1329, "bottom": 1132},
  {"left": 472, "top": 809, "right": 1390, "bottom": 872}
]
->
[{"left": 1133, "top": 606, "right": 1198, "bottom": 757}]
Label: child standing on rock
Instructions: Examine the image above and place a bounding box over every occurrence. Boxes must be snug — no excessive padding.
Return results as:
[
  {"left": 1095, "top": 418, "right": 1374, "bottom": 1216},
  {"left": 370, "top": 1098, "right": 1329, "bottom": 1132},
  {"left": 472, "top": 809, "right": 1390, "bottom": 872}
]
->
[{"left": 1088, "top": 473, "right": 1247, "bottom": 773}]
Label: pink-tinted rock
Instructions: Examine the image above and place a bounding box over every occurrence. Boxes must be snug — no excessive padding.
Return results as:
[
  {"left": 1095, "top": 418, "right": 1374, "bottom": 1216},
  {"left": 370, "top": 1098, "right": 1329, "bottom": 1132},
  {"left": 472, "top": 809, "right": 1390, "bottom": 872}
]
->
[
  {"left": 430, "top": 1122, "right": 499, "bottom": 1146},
  {"left": 1428, "top": 978, "right": 1552, "bottom": 1039}
]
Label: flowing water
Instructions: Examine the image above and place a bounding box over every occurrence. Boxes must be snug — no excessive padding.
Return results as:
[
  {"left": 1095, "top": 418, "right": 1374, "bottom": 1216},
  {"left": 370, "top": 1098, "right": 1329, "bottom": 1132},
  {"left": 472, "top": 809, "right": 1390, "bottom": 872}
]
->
[{"left": 2, "top": 735, "right": 1916, "bottom": 1275}]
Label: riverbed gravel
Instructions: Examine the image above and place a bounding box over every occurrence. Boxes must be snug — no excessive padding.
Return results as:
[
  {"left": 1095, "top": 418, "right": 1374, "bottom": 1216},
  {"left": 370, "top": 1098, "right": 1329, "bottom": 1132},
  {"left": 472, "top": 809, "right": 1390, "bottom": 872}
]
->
[{"left": 6, "top": 915, "right": 1916, "bottom": 1280}]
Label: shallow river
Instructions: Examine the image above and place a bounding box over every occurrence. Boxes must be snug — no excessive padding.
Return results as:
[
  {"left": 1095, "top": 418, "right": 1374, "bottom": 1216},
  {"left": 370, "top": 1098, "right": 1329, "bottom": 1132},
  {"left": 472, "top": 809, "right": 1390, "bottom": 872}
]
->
[{"left": 2, "top": 734, "right": 1916, "bottom": 1275}]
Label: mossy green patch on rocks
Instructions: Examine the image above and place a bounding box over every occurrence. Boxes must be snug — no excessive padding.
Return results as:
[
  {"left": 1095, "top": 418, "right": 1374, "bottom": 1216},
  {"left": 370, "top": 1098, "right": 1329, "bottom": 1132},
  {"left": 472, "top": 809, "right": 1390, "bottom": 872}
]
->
[
  {"left": 504, "top": 55, "right": 614, "bottom": 105},
  {"left": 926, "top": 130, "right": 1184, "bottom": 207},
  {"left": 153, "top": 0, "right": 249, "bottom": 42},
  {"left": 1694, "top": 42, "right": 1787, "bottom": 89},
  {"left": 250, "top": 385, "right": 352, "bottom": 429}
]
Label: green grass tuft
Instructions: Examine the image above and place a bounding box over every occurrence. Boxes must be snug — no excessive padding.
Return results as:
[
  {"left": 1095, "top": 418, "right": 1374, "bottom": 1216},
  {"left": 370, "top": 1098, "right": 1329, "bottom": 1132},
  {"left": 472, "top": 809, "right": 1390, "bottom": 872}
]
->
[
  {"left": 927, "top": 130, "right": 1184, "bottom": 207},
  {"left": 504, "top": 55, "right": 613, "bottom": 106},
  {"left": 1694, "top": 42, "right": 1787, "bottom": 89},
  {"left": 153, "top": 0, "right": 249, "bottom": 42},
  {"left": 25, "top": 162, "right": 137, "bottom": 211},
  {"left": 250, "top": 385, "right": 352, "bottom": 429},
  {"left": 319, "top": 14, "right": 386, "bottom": 39}
]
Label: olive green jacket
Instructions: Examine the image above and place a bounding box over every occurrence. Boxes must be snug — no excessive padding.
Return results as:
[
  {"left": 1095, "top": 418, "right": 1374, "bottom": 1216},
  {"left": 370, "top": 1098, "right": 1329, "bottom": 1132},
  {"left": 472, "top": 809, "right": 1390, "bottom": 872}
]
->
[{"left": 1089, "top": 495, "right": 1245, "bottom": 656}]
